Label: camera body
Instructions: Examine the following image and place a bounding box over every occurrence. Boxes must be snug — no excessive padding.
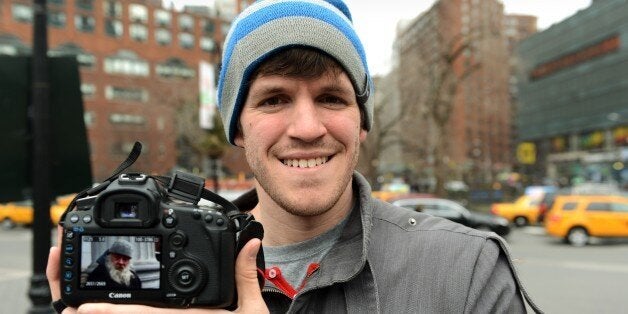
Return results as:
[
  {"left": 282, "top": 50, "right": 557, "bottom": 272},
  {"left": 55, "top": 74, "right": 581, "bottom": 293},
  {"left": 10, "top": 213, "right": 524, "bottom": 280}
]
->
[{"left": 60, "top": 173, "right": 237, "bottom": 308}]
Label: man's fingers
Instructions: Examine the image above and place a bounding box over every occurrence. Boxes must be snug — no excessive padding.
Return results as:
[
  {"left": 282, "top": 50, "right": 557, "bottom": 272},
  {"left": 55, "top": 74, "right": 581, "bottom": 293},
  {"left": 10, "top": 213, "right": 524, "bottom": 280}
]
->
[
  {"left": 77, "top": 303, "right": 229, "bottom": 314},
  {"left": 234, "top": 238, "right": 267, "bottom": 313},
  {"left": 47, "top": 246, "right": 61, "bottom": 300}
]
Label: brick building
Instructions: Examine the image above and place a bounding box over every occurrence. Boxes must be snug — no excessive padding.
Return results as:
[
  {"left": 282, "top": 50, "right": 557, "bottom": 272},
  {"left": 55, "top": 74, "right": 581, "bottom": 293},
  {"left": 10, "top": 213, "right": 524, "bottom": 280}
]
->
[
  {"left": 393, "top": 0, "right": 511, "bottom": 189},
  {"left": 0, "top": 0, "right": 250, "bottom": 181}
]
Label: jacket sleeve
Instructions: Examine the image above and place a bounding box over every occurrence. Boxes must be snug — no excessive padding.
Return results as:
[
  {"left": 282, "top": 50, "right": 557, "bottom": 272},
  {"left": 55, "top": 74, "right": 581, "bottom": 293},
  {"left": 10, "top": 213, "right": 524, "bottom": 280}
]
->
[{"left": 464, "top": 238, "right": 526, "bottom": 314}]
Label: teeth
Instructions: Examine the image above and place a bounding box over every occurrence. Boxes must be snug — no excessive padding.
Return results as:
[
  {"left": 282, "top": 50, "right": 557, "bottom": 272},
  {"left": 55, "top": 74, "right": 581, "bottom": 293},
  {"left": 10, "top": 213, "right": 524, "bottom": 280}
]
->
[{"left": 283, "top": 156, "right": 329, "bottom": 168}]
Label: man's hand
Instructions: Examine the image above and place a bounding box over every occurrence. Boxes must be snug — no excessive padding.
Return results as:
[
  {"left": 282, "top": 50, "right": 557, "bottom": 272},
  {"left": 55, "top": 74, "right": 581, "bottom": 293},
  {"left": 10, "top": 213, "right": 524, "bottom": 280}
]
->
[{"left": 46, "top": 225, "right": 268, "bottom": 313}]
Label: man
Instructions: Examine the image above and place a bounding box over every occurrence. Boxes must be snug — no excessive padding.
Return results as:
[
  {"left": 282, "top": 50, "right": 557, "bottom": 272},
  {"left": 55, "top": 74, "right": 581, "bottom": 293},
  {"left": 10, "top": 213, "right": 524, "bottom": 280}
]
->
[
  {"left": 83, "top": 240, "right": 142, "bottom": 290},
  {"left": 47, "top": 0, "right": 541, "bottom": 313}
]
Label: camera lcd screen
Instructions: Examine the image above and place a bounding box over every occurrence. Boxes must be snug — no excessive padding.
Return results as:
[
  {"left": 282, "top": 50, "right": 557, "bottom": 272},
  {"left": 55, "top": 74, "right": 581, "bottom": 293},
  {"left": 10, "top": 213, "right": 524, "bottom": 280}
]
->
[
  {"left": 115, "top": 202, "right": 139, "bottom": 219},
  {"left": 79, "top": 235, "right": 161, "bottom": 290}
]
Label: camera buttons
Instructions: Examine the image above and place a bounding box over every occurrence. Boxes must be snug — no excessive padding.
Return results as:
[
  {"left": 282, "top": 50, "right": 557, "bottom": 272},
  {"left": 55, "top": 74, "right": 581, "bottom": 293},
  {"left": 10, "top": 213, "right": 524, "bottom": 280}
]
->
[
  {"left": 63, "top": 271, "right": 73, "bottom": 280},
  {"left": 70, "top": 214, "right": 80, "bottom": 223},
  {"left": 64, "top": 285, "right": 72, "bottom": 294},
  {"left": 204, "top": 214, "right": 213, "bottom": 223},
  {"left": 216, "top": 218, "right": 224, "bottom": 226},
  {"left": 192, "top": 210, "right": 202, "bottom": 220},
  {"left": 82, "top": 215, "right": 92, "bottom": 223},
  {"left": 177, "top": 270, "right": 195, "bottom": 286},
  {"left": 163, "top": 215, "right": 177, "bottom": 228},
  {"left": 169, "top": 251, "right": 177, "bottom": 259},
  {"left": 65, "top": 231, "right": 75, "bottom": 239},
  {"left": 64, "top": 244, "right": 74, "bottom": 253},
  {"left": 170, "top": 231, "right": 187, "bottom": 248},
  {"left": 64, "top": 257, "right": 74, "bottom": 266}
]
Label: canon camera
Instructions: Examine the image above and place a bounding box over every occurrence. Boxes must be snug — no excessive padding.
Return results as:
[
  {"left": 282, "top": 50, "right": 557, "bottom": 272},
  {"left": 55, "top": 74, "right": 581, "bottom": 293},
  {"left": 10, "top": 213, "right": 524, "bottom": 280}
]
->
[{"left": 59, "top": 169, "right": 262, "bottom": 309}]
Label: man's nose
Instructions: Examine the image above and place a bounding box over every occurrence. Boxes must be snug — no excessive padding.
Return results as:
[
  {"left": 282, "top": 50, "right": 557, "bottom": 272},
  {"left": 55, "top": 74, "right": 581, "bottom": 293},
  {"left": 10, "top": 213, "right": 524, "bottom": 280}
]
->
[{"left": 286, "top": 97, "right": 326, "bottom": 141}]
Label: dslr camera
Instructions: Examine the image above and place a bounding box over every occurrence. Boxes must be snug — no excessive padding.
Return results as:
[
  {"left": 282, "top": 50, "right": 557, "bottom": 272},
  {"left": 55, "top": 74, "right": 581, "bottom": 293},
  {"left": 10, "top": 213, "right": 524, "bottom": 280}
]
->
[{"left": 59, "top": 170, "right": 262, "bottom": 309}]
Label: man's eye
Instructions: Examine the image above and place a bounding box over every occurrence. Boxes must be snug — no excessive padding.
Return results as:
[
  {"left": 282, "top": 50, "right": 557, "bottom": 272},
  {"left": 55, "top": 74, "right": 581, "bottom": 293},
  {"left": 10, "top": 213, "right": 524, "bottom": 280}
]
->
[
  {"left": 319, "top": 95, "right": 346, "bottom": 105},
  {"left": 260, "top": 96, "right": 286, "bottom": 107}
]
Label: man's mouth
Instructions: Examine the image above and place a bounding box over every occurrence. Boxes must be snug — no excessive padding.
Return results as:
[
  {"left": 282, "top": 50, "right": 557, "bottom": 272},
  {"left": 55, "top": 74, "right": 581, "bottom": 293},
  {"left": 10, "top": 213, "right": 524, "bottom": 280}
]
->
[{"left": 281, "top": 156, "right": 330, "bottom": 168}]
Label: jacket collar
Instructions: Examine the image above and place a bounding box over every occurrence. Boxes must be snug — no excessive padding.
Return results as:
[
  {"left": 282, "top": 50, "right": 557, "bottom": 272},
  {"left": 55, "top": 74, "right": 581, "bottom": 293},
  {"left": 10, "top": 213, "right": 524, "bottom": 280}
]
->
[{"left": 231, "top": 171, "right": 377, "bottom": 291}]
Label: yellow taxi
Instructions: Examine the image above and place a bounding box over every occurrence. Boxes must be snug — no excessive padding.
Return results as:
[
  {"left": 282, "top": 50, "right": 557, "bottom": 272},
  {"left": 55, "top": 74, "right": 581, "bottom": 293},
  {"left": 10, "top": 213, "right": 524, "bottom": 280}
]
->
[
  {"left": 0, "top": 194, "right": 76, "bottom": 229},
  {"left": 545, "top": 194, "right": 628, "bottom": 246},
  {"left": 490, "top": 195, "right": 542, "bottom": 226},
  {"left": 0, "top": 200, "right": 34, "bottom": 229}
]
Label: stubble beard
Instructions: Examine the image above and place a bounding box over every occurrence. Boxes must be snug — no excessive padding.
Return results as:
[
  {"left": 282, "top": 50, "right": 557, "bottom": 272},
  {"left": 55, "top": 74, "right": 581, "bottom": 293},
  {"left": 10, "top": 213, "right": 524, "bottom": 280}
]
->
[{"left": 245, "top": 137, "right": 360, "bottom": 217}]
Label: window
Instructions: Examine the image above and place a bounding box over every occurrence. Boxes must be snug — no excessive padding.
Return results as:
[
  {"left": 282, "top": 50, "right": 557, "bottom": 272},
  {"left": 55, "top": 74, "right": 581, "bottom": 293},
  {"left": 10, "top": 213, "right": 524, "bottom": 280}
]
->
[
  {"left": 103, "top": 0, "right": 122, "bottom": 18},
  {"left": 104, "top": 51, "right": 150, "bottom": 77},
  {"left": 129, "top": 4, "right": 148, "bottom": 24},
  {"left": 48, "top": 43, "right": 96, "bottom": 69},
  {"left": 154, "top": 10, "right": 171, "bottom": 28},
  {"left": 109, "top": 113, "right": 146, "bottom": 124},
  {"left": 179, "top": 33, "right": 194, "bottom": 49},
  {"left": 76, "top": 54, "right": 96, "bottom": 68},
  {"left": 130, "top": 24, "right": 148, "bottom": 42},
  {"left": 611, "top": 202, "right": 628, "bottom": 213},
  {"left": 105, "top": 19, "right": 123, "bottom": 38},
  {"left": 200, "top": 37, "right": 216, "bottom": 52},
  {"left": 179, "top": 15, "right": 194, "bottom": 32},
  {"left": 202, "top": 19, "right": 214, "bottom": 34},
  {"left": 155, "top": 58, "right": 195, "bottom": 79},
  {"left": 81, "top": 83, "right": 96, "bottom": 97},
  {"left": 84, "top": 111, "right": 95, "bottom": 127},
  {"left": 12, "top": 4, "right": 33, "bottom": 23},
  {"left": 105, "top": 86, "right": 148, "bottom": 103},
  {"left": 155, "top": 29, "right": 172, "bottom": 46},
  {"left": 586, "top": 202, "right": 610, "bottom": 212},
  {"left": 76, "top": 0, "right": 94, "bottom": 11},
  {"left": 48, "top": 11, "right": 66, "bottom": 28},
  {"left": 0, "top": 45, "right": 18, "bottom": 55},
  {"left": 75, "top": 15, "right": 95, "bottom": 32},
  {"left": 562, "top": 202, "right": 577, "bottom": 211}
]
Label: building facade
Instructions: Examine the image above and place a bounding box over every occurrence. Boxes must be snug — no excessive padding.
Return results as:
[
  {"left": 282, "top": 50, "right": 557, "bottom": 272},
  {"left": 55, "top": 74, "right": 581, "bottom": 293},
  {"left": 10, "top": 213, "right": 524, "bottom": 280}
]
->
[
  {"left": 516, "top": 0, "right": 628, "bottom": 187},
  {"left": 0, "top": 0, "right": 249, "bottom": 181},
  {"left": 393, "top": 0, "right": 511, "bottom": 190}
]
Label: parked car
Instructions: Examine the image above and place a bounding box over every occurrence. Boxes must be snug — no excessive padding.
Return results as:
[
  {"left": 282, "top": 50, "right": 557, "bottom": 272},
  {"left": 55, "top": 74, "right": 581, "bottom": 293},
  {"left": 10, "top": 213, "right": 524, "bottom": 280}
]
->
[
  {"left": 490, "top": 195, "right": 542, "bottom": 227},
  {"left": 545, "top": 194, "right": 628, "bottom": 246},
  {"left": 0, "top": 194, "right": 76, "bottom": 229},
  {"left": 391, "top": 197, "right": 510, "bottom": 236}
]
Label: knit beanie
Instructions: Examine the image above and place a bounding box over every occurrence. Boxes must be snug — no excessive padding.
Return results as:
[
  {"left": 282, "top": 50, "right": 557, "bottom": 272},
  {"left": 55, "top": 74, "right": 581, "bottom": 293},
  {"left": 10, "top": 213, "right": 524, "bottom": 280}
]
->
[
  {"left": 217, "top": 0, "right": 373, "bottom": 145},
  {"left": 108, "top": 240, "right": 133, "bottom": 258}
]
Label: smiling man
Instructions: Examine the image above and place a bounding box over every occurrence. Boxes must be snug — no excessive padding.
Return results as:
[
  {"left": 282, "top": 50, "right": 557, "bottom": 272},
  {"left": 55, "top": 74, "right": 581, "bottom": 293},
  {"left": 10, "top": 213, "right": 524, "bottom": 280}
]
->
[
  {"left": 47, "top": 0, "right": 540, "bottom": 313},
  {"left": 215, "top": 0, "right": 539, "bottom": 313}
]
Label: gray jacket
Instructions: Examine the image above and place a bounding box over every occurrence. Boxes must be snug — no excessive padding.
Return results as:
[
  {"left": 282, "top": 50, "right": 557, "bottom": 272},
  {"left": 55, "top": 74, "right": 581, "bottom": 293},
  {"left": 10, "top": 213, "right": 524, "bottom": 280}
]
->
[{"left": 235, "top": 172, "right": 541, "bottom": 313}]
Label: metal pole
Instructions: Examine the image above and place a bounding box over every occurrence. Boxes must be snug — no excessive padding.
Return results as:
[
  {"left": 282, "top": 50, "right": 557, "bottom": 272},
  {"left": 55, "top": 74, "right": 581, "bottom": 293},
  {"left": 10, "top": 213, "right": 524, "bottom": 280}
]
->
[{"left": 28, "top": 0, "right": 53, "bottom": 313}]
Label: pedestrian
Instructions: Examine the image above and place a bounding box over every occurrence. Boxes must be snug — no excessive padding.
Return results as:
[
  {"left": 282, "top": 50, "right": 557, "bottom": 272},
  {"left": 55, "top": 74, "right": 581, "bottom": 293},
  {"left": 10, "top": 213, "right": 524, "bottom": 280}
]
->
[{"left": 47, "top": 0, "right": 541, "bottom": 313}]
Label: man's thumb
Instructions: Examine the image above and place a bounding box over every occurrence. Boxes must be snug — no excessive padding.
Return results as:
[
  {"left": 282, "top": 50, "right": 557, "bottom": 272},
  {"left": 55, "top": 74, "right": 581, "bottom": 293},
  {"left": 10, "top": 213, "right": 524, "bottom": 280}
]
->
[{"left": 234, "top": 238, "right": 267, "bottom": 312}]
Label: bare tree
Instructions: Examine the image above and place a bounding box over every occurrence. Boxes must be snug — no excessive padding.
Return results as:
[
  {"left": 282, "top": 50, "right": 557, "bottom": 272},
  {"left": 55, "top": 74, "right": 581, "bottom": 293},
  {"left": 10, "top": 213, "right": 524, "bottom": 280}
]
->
[{"left": 395, "top": 0, "right": 506, "bottom": 196}]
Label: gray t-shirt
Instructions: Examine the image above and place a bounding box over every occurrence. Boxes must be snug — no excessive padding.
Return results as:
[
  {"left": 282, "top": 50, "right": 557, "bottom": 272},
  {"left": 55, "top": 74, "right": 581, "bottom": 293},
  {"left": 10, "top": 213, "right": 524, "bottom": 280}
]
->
[{"left": 263, "top": 210, "right": 351, "bottom": 289}]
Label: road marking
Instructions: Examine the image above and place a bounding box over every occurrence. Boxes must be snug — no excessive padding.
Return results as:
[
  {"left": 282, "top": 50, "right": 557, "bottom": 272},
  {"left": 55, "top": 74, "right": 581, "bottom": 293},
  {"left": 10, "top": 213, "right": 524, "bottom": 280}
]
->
[
  {"left": 0, "top": 267, "right": 30, "bottom": 282},
  {"left": 515, "top": 258, "right": 628, "bottom": 274}
]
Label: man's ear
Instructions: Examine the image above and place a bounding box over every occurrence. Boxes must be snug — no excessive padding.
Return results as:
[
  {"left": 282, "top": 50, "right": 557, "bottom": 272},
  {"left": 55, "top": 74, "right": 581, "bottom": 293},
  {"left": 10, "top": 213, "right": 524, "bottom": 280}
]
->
[
  {"left": 234, "top": 130, "right": 245, "bottom": 147},
  {"left": 359, "top": 129, "right": 367, "bottom": 143}
]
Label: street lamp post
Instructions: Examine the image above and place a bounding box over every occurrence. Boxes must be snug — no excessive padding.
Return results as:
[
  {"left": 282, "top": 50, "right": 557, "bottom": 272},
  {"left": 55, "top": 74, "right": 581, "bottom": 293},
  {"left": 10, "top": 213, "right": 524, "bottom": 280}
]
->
[{"left": 28, "top": 0, "right": 53, "bottom": 313}]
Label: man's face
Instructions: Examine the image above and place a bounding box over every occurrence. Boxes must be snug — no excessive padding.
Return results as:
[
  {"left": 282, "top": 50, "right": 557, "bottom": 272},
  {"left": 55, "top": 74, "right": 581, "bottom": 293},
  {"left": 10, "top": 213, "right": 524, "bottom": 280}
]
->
[
  {"left": 109, "top": 253, "right": 131, "bottom": 271},
  {"left": 235, "top": 70, "right": 367, "bottom": 217}
]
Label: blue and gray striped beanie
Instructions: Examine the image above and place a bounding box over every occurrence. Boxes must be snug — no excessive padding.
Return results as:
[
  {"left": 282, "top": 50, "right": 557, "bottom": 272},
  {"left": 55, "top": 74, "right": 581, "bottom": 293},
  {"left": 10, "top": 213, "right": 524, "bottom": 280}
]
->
[{"left": 217, "top": 0, "right": 373, "bottom": 145}]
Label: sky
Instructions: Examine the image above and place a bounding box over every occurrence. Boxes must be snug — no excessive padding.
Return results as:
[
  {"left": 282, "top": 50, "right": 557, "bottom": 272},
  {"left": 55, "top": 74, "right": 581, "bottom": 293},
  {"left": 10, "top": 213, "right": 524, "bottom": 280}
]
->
[{"left": 172, "top": 0, "right": 593, "bottom": 75}]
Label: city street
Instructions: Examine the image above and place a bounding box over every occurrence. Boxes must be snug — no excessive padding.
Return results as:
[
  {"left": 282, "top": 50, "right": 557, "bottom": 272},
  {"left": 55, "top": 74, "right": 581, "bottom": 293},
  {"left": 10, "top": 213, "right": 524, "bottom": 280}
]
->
[{"left": 1, "top": 225, "right": 628, "bottom": 313}]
